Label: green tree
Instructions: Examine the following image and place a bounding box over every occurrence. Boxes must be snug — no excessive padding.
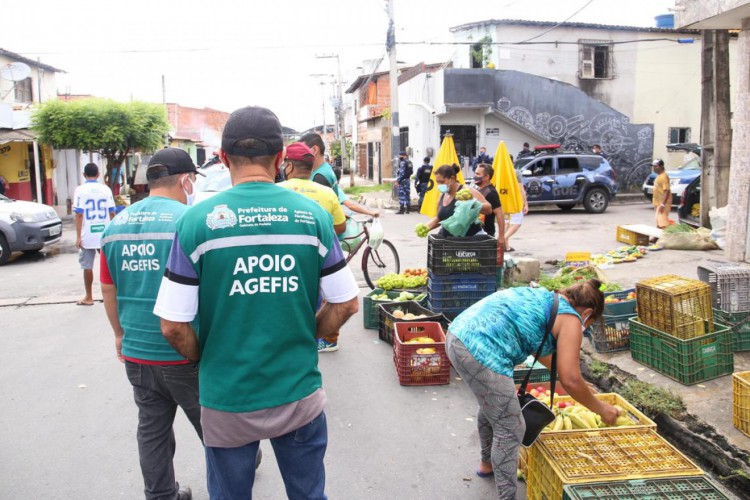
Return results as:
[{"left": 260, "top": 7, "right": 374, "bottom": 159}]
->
[{"left": 32, "top": 98, "right": 170, "bottom": 187}]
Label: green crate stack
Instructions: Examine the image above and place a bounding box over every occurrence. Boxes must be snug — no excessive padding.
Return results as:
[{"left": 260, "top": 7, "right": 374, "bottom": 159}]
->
[
  {"left": 629, "top": 318, "right": 734, "bottom": 385},
  {"left": 562, "top": 477, "right": 728, "bottom": 500},
  {"left": 362, "top": 289, "right": 428, "bottom": 330},
  {"left": 713, "top": 308, "right": 750, "bottom": 352}
]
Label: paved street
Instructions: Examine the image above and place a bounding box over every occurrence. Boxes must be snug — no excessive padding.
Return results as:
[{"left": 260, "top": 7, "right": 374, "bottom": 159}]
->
[{"left": 0, "top": 199, "right": 747, "bottom": 499}]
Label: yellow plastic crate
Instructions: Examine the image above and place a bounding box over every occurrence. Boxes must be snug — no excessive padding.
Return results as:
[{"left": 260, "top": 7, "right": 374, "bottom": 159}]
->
[
  {"left": 636, "top": 275, "right": 713, "bottom": 339},
  {"left": 518, "top": 393, "right": 655, "bottom": 476},
  {"left": 565, "top": 251, "right": 591, "bottom": 267},
  {"left": 543, "top": 393, "right": 656, "bottom": 433},
  {"left": 526, "top": 428, "right": 703, "bottom": 500},
  {"left": 733, "top": 371, "right": 750, "bottom": 438},
  {"left": 616, "top": 226, "right": 650, "bottom": 246}
]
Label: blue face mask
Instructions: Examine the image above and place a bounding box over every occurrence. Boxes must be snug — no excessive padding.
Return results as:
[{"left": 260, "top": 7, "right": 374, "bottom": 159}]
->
[{"left": 437, "top": 184, "right": 449, "bottom": 194}]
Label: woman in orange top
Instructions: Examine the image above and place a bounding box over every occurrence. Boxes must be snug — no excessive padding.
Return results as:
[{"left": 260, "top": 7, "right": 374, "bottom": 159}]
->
[{"left": 652, "top": 159, "right": 671, "bottom": 228}]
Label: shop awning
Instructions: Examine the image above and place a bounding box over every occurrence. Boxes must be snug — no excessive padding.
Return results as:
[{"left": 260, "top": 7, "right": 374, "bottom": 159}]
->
[{"left": 0, "top": 128, "right": 37, "bottom": 144}]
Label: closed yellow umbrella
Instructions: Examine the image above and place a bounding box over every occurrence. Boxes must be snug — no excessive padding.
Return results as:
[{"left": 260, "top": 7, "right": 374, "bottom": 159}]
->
[
  {"left": 489, "top": 141, "right": 523, "bottom": 214},
  {"left": 419, "top": 134, "right": 465, "bottom": 217}
]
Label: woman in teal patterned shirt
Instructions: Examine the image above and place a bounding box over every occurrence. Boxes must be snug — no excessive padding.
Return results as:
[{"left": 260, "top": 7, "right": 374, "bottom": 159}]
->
[{"left": 446, "top": 279, "right": 619, "bottom": 499}]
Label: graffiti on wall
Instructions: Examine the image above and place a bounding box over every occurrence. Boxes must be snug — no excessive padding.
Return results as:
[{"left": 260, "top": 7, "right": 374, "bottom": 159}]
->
[{"left": 496, "top": 97, "right": 653, "bottom": 190}]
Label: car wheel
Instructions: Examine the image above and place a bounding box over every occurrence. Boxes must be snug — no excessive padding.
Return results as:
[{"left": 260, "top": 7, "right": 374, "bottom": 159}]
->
[
  {"left": 556, "top": 203, "right": 575, "bottom": 211},
  {"left": 644, "top": 193, "right": 653, "bottom": 202},
  {"left": 0, "top": 234, "right": 10, "bottom": 266},
  {"left": 583, "top": 188, "right": 609, "bottom": 214}
]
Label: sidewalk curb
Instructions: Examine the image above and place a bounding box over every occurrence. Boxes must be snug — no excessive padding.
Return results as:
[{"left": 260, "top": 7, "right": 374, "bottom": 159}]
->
[{"left": 0, "top": 296, "right": 103, "bottom": 307}]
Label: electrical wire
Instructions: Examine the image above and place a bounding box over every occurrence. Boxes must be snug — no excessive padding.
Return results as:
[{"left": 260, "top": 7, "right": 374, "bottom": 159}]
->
[{"left": 516, "top": 0, "right": 596, "bottom": 44}]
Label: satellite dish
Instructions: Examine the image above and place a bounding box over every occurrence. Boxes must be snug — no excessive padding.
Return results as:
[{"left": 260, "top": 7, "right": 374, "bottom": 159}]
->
[{"left": 0, "top": 62, "right": 32, "bottom": 82}]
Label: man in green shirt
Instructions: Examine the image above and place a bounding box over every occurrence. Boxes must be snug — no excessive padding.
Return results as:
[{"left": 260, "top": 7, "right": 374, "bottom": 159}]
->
[
  {"left": 155, "top": 106, "right": 359, "bottom": 499},
  {"left": 100, "top": 148, "right": 203, "bottom": 500}
]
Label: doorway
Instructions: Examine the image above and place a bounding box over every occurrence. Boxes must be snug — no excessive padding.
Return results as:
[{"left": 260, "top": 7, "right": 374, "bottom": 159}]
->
[
  {"left": 439, "top": 125, "right": 477, "bottom": 165},
  {"left": 26, "top": 143, "right": 47, "bottom": 204}
]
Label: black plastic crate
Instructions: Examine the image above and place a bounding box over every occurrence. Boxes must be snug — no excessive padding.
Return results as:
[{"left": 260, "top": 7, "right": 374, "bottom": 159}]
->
[
  {"left": 427, "top": 234, "right": 496, "bottom": 276},
  {"left": 378, "top": 301, "right": 444, "bottom": 345},
  {"left": 591, "top": 313, "right": 635, "bottom": 353}
]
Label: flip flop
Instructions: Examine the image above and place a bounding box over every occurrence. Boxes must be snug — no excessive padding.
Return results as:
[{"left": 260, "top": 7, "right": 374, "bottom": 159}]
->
[
  {"left": 476, "top": 470, "right": 494, "bottom": 478},
  {"left": 76, "top": 300, "right": 94, "bottom": 306},
  {"left": 505, "top": 247, "right": 515, "bottom": 252}
]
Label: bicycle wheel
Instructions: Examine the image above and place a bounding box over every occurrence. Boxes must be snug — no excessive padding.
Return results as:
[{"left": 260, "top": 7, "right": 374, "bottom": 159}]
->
[{"left": 362, "top": 239, "right": 400, "bottom": 289}]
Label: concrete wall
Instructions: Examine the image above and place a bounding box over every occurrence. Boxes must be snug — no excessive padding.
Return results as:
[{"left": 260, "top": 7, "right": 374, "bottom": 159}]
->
[
  {"left": 450, "top": 23, "right": 737, "bottom": 165},
  {"left": 676, "top": 0, "right": 750, "bottom": 28},
  {"left": 398, "top": 72, "right": 440, "bottom": 164},
  {"left": 443, "top": 69, "right": 654, "bottom": 190}
]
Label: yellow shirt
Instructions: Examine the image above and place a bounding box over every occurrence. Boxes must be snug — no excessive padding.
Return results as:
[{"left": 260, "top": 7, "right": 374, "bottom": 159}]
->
[
  {"left": 279, "top": 178, "right": 346, "bottom": 226},
  {"left": 653, "top": 172, "right": 671, "bottom": 207}
]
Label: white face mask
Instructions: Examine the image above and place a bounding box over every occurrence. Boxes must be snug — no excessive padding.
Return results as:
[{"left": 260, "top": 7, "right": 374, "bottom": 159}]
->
[
  {"left": 581, "top": 313, "right": 591, "bottom": 333},
  {"left": 183, "top": 176, "right": 196, "bottom": 206}
]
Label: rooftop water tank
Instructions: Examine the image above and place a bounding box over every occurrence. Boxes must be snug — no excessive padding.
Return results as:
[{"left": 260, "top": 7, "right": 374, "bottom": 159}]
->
[{"left": 655, "top": 13, "right": 675, "bottom": 29}]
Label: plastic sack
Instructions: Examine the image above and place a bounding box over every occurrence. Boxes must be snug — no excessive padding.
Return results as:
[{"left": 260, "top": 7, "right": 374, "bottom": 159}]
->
[
  {"left": 660, "top": 227, "right": 719, "bottom": 251},
  {"left": 368, "top": 218, "right": 384, "bottom": 250},
  {"left": 339, "top": 218, "right": 362, "bottom": 253},
  {"left": 710, "top": 206, "right": 727, "bottom": 249},
  {"left": 441, "top": 199, "right": 482, "bottom": 237}
]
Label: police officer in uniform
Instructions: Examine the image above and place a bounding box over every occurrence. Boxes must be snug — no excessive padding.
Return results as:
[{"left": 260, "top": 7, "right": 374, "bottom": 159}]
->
[{"left": 396, "top": 150, "right": 413, "bottom": 214}]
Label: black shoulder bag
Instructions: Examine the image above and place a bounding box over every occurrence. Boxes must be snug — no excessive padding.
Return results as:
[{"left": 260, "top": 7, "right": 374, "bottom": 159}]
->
[{"left": 517, "top": 293, "right": 559, "bottom": 447}]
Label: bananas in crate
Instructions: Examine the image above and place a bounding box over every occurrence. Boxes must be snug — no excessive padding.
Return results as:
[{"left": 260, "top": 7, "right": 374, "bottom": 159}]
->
[
  {"left": 691, "top": 203, "right": 700, "bottom": 217},
  {"left": 541, "top": 398, "right": 634, "bottom": 431}
]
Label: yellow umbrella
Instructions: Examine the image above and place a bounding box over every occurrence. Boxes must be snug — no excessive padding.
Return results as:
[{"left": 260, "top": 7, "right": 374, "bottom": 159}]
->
[
  {"left": 419, "top": 134, "right": 465, "bottom": 217},
  {"left": 489, "top": 141, "right": 523, "bottom": 214}
]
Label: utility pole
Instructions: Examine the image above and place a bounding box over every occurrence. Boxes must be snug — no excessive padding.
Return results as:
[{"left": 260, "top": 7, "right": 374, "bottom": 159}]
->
[
  {"left": 699, "top": 30, "right": 731, "bottom": 227},
  {"left": 310, "top": 74, "right": 332, "bottom": 154},
  {"left": 387, "top": 0, "right": 400, "bottom": 181},
  {"left": 317, "top": 54, "right": 352, "bottom": 186}
]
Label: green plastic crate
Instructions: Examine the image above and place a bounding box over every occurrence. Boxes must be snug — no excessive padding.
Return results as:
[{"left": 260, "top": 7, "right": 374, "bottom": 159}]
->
[
  {"left": 629, "top": 318, "right": 734, "bottom": 385},
  {"left": 362, "top": 289, "right": 428, "bottom": 329},
  {"left": 604, "top": 289, "right": 637, "bottom": 316},
  {"left": 513, "top": 365, "right": 551, "bottom": 385},
  {"left": 713, "top": 308, "right": 750, "bottom": 352},
  {"left": 563, "top": 477, "right": 728, "bottom": 500}
]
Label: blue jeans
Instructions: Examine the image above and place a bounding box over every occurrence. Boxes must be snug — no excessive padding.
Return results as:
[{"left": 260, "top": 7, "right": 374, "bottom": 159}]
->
[
  {"left": 125, "top": 361, "right": 202, "bottom": 500},
  {"left": 206, "top": 411, "right": 328, "bottom": 500}
]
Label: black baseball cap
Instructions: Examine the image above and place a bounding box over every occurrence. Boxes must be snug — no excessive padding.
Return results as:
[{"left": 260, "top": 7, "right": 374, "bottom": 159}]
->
[
  {"left": 222, "top": 106, "right": 284, "bottom": 157},
  {"left": 146, "top": 148, "right": 203, "bottom": 181}
]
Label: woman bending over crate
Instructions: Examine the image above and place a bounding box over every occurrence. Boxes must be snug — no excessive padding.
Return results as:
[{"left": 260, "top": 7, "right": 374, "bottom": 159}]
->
[{"left": 445, "top": 279, "right": 619, "bottom": 500}]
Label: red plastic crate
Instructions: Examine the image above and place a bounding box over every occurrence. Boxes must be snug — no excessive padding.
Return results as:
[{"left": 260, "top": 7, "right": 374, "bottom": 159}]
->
[{"left": 393, "top": 322, "right": 450, "bottom": 386}]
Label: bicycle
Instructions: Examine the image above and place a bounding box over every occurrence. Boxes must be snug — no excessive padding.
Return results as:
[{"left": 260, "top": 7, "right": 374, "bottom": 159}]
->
[{"left": 341, "top": 216, "right": 400, "bottom": 289}]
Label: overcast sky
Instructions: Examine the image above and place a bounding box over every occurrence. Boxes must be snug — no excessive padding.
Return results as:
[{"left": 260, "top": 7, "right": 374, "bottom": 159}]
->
[{"left": 6, "top": 0, "right": 674, "bottom": 131}]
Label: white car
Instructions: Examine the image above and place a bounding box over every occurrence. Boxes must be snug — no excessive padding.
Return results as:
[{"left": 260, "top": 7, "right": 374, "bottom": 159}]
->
[
  {"left": 0, "top": 194, "right": 62, "bottom": 265},
  {"left": 194, "top": 162, "right": 232, "bottom": 204}
]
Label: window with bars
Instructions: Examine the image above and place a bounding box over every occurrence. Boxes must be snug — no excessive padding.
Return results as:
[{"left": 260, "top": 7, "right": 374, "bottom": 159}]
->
[
  {"left": 579, "top": 40, "right": 615, "bottom": 79},
  {"left": 668, "top": 127, "right": 691, "bottom": 143},
  {"left": 14, "top": 77, "right": 33, "bottom": 102}
]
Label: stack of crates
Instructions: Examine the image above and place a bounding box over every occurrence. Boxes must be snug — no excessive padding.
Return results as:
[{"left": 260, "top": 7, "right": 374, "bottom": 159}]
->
[
  {"left": 525, "top": 427, "right": 704, "bottom": 499},
  {"left": 562, "top": 477, "right": 729, "bottom": 500},
  {"left": 591, "top": 289, "right": 637, "bottom": 353},
  {"left": 426, "top": 235, "right": 497, "bottom": 319},
  {"left": 733, "top": 371, "right": 750, "bottom": 438},
  {"left": 698, "top": 261, "right": 750, "bottom": 352},
  {"left": 629, "top": 275, "right": 734, "bottom": 385}
]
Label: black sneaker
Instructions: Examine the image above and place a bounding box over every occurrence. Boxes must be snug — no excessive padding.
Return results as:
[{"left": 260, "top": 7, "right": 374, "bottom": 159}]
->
[{"left": 177, "top": 486, "right": 192, "bottom": 500}]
